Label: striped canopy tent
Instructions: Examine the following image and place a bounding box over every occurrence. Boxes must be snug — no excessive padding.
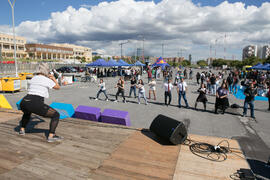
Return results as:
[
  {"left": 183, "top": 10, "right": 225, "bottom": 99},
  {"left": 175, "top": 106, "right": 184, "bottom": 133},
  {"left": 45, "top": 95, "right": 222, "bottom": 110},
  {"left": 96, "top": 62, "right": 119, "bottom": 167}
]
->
[
  {"left": 152, "top": 57, "right": 170, "bottom": 69},
  {"left": 86, "top": 59, "right": 108, "bottom": 67}
]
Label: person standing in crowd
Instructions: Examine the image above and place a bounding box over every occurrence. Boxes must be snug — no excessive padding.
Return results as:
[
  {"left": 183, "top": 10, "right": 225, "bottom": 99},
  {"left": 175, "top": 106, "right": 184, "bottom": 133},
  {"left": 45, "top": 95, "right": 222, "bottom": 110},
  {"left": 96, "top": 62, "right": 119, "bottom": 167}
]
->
[
  {"left": 164, "top": 79, "right": 174, "bottom": 106},
  {"left": 148, "top": 78, "right": 157, "bottom": 100},
  {"left": 195, "top": 83, "right": 207, "bottom": 111},
  {"left": 95, "top": 79, "right": 108, "bottom": 101},
  {"left": 232, "top": 75, "right": 239, "bottom": 94},
  {"left": 227, "top": 73, "right": 233, "bottom": 93},
  {"left": 114, "top": 79, "right": 126, "bottom": 103},
  {"left": 189, "top": 68, "right": 193, "bottom": 80},
  {"left": 267, "top": 84, "right": 270, "bottom": 111},
  {"left": 243, "top": 82, "right": 257, "bottom": 119},
  {"left": 137, "top": 79, "right": 148, "bottom": 105},
  {"left": 196, "top": 72, "right": 201, "bottom": 85},
  {"left": 18, "top": 63, "right": 62, "bottom": 143},
  {"left": 129, "top": 76, "right": 137, "bottom": 98},
  {"left": 210, "top": 74, "right": 216, "bottom": 95},
  {"left": 201, "top": 72, "right": 205, "bottom": 84},
  {"left": 147, "top": 68, "right": 152, "bottom": 83},
  {"left": 177, "top": 78, "right": 189, "bottom": 108},
  {"left": 215, "top": 82, "right": 229, "bottom": 114}
]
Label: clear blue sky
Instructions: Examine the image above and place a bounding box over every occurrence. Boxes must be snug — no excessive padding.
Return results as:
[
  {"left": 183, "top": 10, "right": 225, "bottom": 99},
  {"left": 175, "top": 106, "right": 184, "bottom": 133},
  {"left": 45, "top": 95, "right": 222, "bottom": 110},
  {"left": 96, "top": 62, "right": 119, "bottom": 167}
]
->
[{"left": 0, "top": 0, "right": 266, "bottom": 26}]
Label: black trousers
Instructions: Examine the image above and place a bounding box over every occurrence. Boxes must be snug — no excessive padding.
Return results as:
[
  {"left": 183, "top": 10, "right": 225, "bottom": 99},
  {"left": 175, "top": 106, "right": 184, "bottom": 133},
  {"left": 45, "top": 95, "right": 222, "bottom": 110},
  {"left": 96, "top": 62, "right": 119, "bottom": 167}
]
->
[
  {"left": 116, "top": 89, "right": 125, "bottom": 101},
  {"left": 164, "top": 91, "right": 172, "bottom": 105},
  {"left": 20, "top": 95, "right": 60, "bottom": 134}
]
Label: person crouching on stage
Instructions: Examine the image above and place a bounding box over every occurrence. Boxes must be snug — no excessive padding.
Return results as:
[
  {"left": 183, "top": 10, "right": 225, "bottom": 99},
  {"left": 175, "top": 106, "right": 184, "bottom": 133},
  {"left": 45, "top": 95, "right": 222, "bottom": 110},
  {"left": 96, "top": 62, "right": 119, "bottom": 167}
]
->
[
  {"left": 18, "top": 63, "right": 62, "bottom": 143},
  {"left": 215, "top": 82, "right": 229, "bottom": 114},
  {"left": 195, "top": 83, "right": 208, "bottom": 111}
]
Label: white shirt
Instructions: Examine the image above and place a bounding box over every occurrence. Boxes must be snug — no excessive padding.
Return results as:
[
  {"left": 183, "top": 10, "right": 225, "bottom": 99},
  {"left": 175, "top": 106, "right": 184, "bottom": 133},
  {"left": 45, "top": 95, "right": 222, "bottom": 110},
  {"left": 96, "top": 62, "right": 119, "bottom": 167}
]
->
[
  {"left": 178, "top": 81, "right": 187, "bottom": 92},
  {"left": 138, "top": 84, "right": 145, "bottom": 93},
  {"left": 164, "top": 83, "right": 173, "bottom": 92},
  {"left": 99, "top": 82, "right": 106, "bottom": 91},
  {"left": 28, "top": 75, "right": 55, "bottom": 98}
]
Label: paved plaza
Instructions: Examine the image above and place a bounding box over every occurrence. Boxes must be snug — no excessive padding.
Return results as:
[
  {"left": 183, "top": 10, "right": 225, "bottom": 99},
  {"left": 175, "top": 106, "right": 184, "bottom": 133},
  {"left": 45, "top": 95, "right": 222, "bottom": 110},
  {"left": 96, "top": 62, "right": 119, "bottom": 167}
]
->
[{"left": 4, "top": 69, "right": 270, "bottom": 162}]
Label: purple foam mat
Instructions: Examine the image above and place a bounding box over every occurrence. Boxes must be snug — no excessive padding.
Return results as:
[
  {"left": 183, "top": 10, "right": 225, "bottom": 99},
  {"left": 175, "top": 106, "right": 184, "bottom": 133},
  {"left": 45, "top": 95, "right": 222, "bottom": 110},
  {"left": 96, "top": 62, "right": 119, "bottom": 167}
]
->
[
  {"left": 75, "top": 105, "right": 101, "bottom": 122},
  {"left": 101, "top": 109, "right": 131, "bottom": 126}
]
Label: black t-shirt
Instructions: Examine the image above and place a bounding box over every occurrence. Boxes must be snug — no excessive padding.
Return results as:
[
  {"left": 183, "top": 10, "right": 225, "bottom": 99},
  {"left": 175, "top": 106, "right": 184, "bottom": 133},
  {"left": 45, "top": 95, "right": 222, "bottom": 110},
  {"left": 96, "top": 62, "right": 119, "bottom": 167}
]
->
[
  {"left": 130, "top": 79, "right": 137, "bottom": 85},
  {"left": 244, "top": 87, "right": 257, "bottom": 101},
  {"left": 117, "top": 83, "right": 124, "bottom": 91},
  {"left": 210, "top": 76, "right": 216, "bottom": 85},
  {"left": 227, "top": 76, "right": 233, "bottom": 84}
]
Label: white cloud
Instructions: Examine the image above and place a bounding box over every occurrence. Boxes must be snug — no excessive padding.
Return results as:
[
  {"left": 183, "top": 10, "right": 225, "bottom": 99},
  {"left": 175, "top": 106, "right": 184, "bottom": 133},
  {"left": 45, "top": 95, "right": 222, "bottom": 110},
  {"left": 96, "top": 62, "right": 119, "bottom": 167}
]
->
[{"left": 1, "top": 0, "right": 270, "bottom": 60}]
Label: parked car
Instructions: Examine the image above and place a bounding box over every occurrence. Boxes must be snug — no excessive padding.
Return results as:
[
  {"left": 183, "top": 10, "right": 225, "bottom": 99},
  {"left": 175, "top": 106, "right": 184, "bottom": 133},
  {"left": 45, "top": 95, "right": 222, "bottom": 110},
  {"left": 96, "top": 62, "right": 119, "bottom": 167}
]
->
[{"left": 56, "top": 66, "right": 77, "bottom": 73}]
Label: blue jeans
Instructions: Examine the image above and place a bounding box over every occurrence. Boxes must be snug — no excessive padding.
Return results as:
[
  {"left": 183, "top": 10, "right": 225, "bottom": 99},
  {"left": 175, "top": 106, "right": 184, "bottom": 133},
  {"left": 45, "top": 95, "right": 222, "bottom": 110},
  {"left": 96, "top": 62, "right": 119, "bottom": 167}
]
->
[
  {"left": 178, "top": 91, "right": 189, "bottom": 107},
  {"left": 96, "top": 90, "right": 108, "bottom": 99},
  {"left": 210, "top": 84, "right": 216, "bottom": 95},
  {"left": 229, "top": 84, "right": 233, "bottom": 93},
  {"left": 243, "top": 100, "right": 254, "bottom": 118},
  {"left": 138, "top": 91, "right": 147, "bottom": 104},
  {"left": 129, "top": 86, "right": 136, "bottom": 97}
]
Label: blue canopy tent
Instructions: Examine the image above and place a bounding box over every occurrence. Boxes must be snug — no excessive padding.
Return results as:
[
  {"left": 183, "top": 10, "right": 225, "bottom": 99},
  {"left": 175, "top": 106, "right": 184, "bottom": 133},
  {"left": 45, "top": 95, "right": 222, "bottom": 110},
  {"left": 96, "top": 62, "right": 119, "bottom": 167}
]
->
[
  {"left": 132, "top": 61, "right": 146, "bottom": 66},
  {"left": 261, "top": 63, "right": 270, "bottom": 70},
  {"left": 86, "top": 59, "right": 108, "bottom": 67},
  {"left": 247, "top": 63, "right": 264, "bottom": 70},
  {"left": 118, "top": 59, "right": 131, "bottom": 66},
  {"left": 107, "top": 59, "right": 121, "bottom": 67}
]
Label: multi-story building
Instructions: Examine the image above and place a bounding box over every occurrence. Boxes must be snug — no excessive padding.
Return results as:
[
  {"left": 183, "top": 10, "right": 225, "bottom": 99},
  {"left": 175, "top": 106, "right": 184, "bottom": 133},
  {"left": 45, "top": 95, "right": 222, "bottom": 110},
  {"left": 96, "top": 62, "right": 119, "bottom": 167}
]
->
[
  {"left": 51, "top": 43, "right": 92, "bottom": 62},
  {"left": 262, "top": 45, "right": 270, "bottom": 59},
  {"left": 25, "top": 44, "right": 73, "bottom": 60},
  {"left": 163, "top": 57, "right": 184, "bottom": 63},
  {"left": 242, "top": 45, "right": 257, "bottom": 60},
  {"left": 0, "top": 33, "right": 27, "bottom": 59}
]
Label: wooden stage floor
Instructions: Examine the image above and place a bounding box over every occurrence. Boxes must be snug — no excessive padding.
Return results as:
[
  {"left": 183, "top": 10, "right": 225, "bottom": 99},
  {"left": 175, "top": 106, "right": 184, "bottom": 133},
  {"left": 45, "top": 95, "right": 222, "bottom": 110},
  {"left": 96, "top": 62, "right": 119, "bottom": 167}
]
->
[{"left": 0, "top": 109, "right": 250, "bottom": 180}]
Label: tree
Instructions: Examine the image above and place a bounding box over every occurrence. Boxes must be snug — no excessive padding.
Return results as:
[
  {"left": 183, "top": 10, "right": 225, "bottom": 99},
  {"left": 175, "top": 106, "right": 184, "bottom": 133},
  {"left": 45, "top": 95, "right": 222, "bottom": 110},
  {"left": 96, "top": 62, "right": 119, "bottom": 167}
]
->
[
  {"left": 76, "top": 56, "right": 81, "bottom": 60},
  {"left": 92, "top": 56, "right": 102, "bottom": 61},
  {"left": 181, "top": 60, "right": 191, "bottom": 67},
  {"left": 197, "top": 60, "right": 207, "bottom": 67},
  {"left": 80, "top": 57, "right": 86, "bottom": 63},
  {"left": 264, "top": 56, "right": 270, "bottom": 64}
]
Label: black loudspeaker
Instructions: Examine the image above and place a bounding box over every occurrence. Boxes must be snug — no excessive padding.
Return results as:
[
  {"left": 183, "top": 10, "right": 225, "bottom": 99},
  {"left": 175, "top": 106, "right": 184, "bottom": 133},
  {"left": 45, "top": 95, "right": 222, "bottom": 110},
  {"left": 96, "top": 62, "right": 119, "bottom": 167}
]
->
[{"left": 150, "top": 114, "right": 188, "bottom": 145}]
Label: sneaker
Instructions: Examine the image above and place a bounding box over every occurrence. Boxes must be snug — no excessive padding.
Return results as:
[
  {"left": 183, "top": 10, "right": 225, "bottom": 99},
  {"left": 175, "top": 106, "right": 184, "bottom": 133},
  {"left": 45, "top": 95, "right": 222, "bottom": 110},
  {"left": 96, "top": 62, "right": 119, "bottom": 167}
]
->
[
  {"left": 19, "top": 129, "right": 25, "bottom": 136},
  {"left": 145, "top": 102, "right": 148, "bottom": 105},
  {"left": 106, "top": 99, "right": 109, "bottom": 102},
  {"left": 95, "top": 98, "right": 98, "bottom": 101},
  {"left": 47, "top": 135, "right": 63, "bottom": 143},
  {"left": 114, "top": 100, "right": 118, "bottom": 102},
  {"left": 251, "top": 116, "right": 256, "bottom": 120},
  {"left": 242, "top": 114, "right": 246, "bottom": 117},
  {"left": 123, "top": 100, "right": 127, "bottom": 103},
  {"left": 138, "top": 102, "right": 141, "bottom": 104}
]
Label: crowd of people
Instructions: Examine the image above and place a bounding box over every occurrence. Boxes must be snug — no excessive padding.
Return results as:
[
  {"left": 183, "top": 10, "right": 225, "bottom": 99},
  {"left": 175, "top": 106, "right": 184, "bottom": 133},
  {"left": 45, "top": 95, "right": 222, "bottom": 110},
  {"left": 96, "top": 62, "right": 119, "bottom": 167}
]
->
[
  {"left": 17, "top": 62, "right": 270, "bottom": 143},
  {"left": 94, "top": 66, "right": 270, "bottom": 120}
]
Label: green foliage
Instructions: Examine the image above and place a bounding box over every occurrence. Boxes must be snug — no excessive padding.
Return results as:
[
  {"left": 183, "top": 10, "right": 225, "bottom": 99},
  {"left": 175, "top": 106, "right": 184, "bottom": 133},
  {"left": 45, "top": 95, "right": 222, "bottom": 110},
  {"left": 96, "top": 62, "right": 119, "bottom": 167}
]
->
[
  {"left": 197, "top": 60, "right": 207, "bottom": 67},
  {"left": 76, "top": 56, "right": 81, "bottom": 60},
  {"left": 92, "top": 56, "right": 102, "bottom": 61},
  {"left": 264, "top": 56, "right": 270, "bottom": 64},
  {"left": 180, "top": 60, "right": 191, "bottom": 67},
  {"left": 80, "top": 57, "right": 86, "bottom": 63}
]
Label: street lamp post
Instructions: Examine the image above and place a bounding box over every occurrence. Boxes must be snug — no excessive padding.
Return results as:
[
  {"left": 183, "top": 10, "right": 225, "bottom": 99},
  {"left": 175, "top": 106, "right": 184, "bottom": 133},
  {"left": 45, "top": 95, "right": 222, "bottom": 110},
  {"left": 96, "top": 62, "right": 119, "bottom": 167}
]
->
[{"left": 8, "top": 0, "right": 18, "bottom": 77}]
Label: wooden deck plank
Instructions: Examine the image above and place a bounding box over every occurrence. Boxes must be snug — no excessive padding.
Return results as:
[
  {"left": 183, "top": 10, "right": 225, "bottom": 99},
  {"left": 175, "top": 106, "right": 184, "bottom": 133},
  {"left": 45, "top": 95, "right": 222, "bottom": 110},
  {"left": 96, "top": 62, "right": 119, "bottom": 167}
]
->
[
  {"left": 173, "top": 134, "right": 250, "bottom": 180},
  {"left": 0, "top": 111, "right": 135, "bottom": 179},
  {"left": 91, "top": 131, "right": 180, "bottom": 180}
]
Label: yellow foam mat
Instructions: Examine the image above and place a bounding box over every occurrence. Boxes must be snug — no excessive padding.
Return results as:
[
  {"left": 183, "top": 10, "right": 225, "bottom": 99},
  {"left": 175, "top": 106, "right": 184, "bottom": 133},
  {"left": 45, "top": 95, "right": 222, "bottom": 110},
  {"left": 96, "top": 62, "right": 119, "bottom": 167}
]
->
[{"left": 0, "top": 95, "right": 12, "bottom": 109}]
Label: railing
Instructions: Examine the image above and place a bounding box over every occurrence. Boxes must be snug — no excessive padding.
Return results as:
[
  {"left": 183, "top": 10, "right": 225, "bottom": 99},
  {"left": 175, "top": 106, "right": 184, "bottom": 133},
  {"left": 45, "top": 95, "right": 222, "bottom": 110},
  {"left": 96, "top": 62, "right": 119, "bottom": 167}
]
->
[{"left": 0, "top": 62, "right": 86, "bottom": 76}]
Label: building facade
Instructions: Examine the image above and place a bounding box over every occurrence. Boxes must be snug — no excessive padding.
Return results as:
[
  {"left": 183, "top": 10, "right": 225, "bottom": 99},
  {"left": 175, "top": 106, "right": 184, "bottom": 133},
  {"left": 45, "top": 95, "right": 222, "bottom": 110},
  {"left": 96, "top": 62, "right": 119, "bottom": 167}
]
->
[
  {"left": 242, "top": 45, "right": 257, "bottom": 60},
  {"left": 51, "top": 43, "right": 92, "bottom": 62},
  {"left": 0, "top": 33, "right": 27, "bottom": 59},
  {"left": 262, "top": 45, "right": 270, "bottom": 59},
  {"left": 163, "top": 57, "right": 184, "bottom": 63},
  {"left": 25, "top": 44, "right": 73, "bottom": 60}
]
